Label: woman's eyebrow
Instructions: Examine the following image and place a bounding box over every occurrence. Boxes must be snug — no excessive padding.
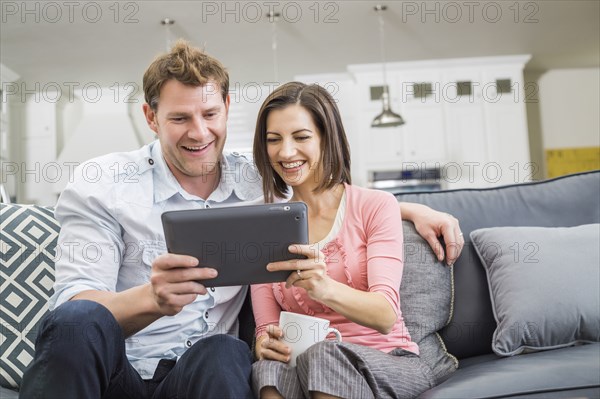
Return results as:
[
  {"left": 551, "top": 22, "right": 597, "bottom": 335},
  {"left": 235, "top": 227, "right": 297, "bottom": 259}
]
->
[{"left": 266, "top": 129, "right": 312, "bottom": 135}]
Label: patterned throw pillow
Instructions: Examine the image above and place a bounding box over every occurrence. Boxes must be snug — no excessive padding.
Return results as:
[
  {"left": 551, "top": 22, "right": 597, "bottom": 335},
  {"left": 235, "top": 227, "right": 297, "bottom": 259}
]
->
[
  {"left": 0, "top": 204, "right": 59, "bottom": 389},
  {"left": 400, "top": 221, "right": 458, "bottom": 384}
]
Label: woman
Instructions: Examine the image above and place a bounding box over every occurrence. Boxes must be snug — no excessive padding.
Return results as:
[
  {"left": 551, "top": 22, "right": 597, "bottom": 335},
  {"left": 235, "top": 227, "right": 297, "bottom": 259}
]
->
[{"left": 251, "top": 82, "right": 436, "bottom": 399}]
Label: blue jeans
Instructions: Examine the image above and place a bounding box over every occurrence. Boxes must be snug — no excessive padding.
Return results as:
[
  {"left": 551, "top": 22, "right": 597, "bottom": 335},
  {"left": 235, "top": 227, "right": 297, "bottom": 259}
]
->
[{"left": 20, "top": 300, "right": 254, "bottom": 399}]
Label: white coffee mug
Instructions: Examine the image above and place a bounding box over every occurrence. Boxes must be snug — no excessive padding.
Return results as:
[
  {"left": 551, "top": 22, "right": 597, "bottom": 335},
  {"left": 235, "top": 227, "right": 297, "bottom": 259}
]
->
[{"left": 279, "top": 311, "right": 342, "bottom": 367}]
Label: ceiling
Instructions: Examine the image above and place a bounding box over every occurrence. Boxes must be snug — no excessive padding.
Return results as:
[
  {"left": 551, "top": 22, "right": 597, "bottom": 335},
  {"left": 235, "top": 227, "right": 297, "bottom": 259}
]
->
[{"left": 1, "top": 0, "right": 599, "bottom": 89}]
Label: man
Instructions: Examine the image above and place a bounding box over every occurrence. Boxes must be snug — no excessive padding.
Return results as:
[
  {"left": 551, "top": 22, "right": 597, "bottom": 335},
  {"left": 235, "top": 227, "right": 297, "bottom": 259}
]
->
[{"left": 20, "top": 41, "right": 463, "bottom": 399}]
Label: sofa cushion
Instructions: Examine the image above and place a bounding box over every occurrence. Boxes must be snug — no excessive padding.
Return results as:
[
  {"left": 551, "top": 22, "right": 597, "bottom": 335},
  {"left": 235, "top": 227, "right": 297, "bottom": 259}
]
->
[
  {"left": 0, "top": 386, "right": 19, "bottom": 399},
  {"left": 0, "top": 204, "right": 59, "bottom": 390},
  {"left": 395, "top": 171, "right": 600, "bottom": 359},
  {"left": 471, "top": 224, "right": 600, "bottom": 356},
  {"left": 400, "top": 221, "right": 458, "bottom": 384},
  {"left": 418, "top": 343, "right": 600, "bottom": 399}
]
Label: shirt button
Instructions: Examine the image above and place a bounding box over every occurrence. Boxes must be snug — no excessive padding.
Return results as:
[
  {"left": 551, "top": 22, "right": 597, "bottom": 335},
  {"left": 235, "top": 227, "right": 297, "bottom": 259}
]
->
[
  {"left": 232, "top": 151, "right": 240, "bottom": 157},
  {"left": 210, "top": 287, "right": 215, "bottom": 292},
  {"left": 148, "top": 158, "right": 154, "bottom": 165},
  {"left": 205, "top": 311, "right": 209, "bottom": 318},
  {"left": 186, "top": 340, "right": 192, "bottom": 347}
]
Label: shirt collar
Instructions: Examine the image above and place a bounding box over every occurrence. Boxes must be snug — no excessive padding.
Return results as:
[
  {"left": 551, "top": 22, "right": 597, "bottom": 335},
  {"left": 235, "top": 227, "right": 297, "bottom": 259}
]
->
[
  {"left": 208, "top": 151, "right": 263, "bottom": 203},
  {"left": 149, "top": 142, "right": 262, "bottom": 204},
  {"left": 150, "top": 141, "right": 185, "bottom": 204}
]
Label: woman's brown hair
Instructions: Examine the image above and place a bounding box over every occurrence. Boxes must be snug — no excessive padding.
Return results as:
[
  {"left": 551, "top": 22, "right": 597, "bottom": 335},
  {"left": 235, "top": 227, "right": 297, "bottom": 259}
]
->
[{"left": 253, "top": 82, "right": 351, "bottom": 203}]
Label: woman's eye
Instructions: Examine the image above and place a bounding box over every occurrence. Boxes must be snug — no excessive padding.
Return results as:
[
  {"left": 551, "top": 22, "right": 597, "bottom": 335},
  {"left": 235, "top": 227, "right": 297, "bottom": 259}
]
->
[
  {"left": 296, "top": 136, "right": 310, "bottom": 141},
  {"left": 266, "top": 137, "right": 280, "bottom": 143}
]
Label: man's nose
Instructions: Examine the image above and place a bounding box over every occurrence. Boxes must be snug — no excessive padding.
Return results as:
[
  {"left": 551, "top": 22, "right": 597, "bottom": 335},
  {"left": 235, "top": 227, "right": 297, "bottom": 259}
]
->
[{"left": 188, "top": 117, "right": 210, "bottom": 140}]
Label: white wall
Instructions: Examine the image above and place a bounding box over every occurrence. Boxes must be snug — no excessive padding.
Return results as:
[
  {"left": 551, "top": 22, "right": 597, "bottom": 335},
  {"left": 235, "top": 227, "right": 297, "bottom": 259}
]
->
[
  {"left": 7, "top": 88, "right": 154, "bottom": 205},
  {"left": 538, "top": 68, "right": 600, "bottom": 149}
]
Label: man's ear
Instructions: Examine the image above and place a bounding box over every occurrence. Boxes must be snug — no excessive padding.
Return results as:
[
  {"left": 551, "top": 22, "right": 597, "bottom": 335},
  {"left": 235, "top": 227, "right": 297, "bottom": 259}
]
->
[
  {"left": 142, "top": 103, "right": 158, "bottom": 134},
  {"left": 224, "top": 94, "right": 231, "bottom": 119}
]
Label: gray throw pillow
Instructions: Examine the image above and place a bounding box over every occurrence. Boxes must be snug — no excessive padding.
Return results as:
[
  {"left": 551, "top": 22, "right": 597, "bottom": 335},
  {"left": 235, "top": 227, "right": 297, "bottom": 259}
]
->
[
  {"left": 470, "top": 224, "right": 600, "bottom": 356},
  {"left": 400, "top": 221, "right": 458, "bottom": 384}
]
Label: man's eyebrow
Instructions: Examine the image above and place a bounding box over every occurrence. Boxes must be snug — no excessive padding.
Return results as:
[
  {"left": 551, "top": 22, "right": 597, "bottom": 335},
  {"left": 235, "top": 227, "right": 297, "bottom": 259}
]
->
[{"left": 165, "top": 111, "right": 190, "bottom": 118}]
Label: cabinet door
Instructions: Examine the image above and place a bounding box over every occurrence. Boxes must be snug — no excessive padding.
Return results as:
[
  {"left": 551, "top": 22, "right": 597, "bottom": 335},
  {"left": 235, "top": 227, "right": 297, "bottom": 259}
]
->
[
  {"left": 401, "top": 104, "right": 446, "bottom": 163},
  {"left": 485, "top": 102, "right": 532, "bottom": 185},
  {"left": 397, "top": 70, "right": 446, "bottom": 163},
  {"left": 364, "top": 104, "right": 404, "bottom": 169},
  {"left": 481, "top": 67, "right": 532, "bottom": 185},
  {"left": 360, "top": 72, "right": 405, "bottom": 170},
  {"left": 445, "top": 103, "right": 489, "bottom": 188}
]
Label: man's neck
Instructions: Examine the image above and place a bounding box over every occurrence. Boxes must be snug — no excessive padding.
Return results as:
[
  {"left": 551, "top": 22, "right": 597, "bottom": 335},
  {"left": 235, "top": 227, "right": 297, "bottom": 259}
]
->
[
  {"left": 167, "top": 164, "right": 221, "bottom": 200},
  {"left": 182, "top": 168, "right": 221, "bottom": 200}
]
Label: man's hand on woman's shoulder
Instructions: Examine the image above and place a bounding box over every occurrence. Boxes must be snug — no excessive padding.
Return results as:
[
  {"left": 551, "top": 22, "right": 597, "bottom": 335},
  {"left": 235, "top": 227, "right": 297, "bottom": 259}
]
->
[{"left": 399, "top": 202, "right": 465, "bottom": 266}]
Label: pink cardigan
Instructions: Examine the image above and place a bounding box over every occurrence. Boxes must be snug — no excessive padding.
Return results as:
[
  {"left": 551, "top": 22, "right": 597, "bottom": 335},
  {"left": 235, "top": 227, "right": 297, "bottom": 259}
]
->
[{"left": 251, "top": 184, "right": 418, "bottom": 354}]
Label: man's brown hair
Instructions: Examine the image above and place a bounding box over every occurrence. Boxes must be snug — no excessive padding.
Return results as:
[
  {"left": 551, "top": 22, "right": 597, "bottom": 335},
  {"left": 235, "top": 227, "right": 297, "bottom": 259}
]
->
[{"left": 143, "top": 39, "right": 229, "bottom": 110}]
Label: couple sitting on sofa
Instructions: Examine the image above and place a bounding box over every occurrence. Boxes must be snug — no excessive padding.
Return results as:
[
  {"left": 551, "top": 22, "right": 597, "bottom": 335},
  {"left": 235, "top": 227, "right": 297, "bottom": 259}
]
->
[{"left": 20, "top": 41, "right": 464, "bottom": 399}]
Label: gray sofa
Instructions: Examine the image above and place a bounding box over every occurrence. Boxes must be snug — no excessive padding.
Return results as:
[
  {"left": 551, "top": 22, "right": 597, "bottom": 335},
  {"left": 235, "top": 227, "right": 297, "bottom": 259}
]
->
[
  {"left": 1, "top": 171, "right": 599, "bottom": 398},
  {"left": 396, "top": 170, "right": 600, "bottom": 398}
]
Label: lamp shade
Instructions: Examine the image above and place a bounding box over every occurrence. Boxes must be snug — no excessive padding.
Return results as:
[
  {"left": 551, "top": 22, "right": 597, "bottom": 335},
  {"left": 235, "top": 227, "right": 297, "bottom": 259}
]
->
[{"left": 371, "top": 90, "right": 405, "bottom": 128}]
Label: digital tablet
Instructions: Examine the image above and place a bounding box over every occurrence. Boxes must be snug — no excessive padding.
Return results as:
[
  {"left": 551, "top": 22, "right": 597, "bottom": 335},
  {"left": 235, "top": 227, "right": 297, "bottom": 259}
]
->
[{"left": 161, "top": 202, "right": 309, "bottom": 287}]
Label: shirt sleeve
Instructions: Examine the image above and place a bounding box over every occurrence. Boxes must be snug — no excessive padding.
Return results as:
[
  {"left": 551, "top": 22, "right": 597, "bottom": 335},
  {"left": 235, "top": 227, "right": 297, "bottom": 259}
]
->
[
  {"left": 251, "top": 283, "right": 282, "bottom": 338},
  {"left": 364, "top": 192, "right": 404, "bottom": 314},
  {"left": 49, "top": 163, "right": 124, "bottom": 310}
]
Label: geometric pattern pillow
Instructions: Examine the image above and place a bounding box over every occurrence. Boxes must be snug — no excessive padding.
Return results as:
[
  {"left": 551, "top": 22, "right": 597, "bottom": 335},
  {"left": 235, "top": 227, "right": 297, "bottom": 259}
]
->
[{"left": 0, "top": 204, "right": 58, "bottom": 389}]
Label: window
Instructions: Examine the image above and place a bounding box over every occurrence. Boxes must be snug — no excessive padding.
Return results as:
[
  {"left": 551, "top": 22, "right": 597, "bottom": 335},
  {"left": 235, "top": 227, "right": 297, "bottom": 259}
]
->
[
  {"left": 413, "top": 83, "right": 434, "bottom": 99},
  {"left": 496, "top": 79, "right": 512, "bottom": 94},
  {"left": 370, "top": 85, "right": 386, "bottom": 101},
  {"left": 456, "top": 81, "right": 472, "bottom": 97}
]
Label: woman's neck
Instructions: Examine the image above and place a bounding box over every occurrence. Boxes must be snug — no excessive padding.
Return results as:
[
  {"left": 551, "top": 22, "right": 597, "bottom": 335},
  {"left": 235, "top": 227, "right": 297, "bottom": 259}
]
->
[{"left": 291, "top": 183, "right": 345, "bottom": 215}]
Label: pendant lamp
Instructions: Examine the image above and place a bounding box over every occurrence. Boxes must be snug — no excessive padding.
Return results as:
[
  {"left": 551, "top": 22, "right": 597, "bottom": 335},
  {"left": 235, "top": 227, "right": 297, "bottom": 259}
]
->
[{"left": 371, "top": 5, "right": 405, "bottom": 128}]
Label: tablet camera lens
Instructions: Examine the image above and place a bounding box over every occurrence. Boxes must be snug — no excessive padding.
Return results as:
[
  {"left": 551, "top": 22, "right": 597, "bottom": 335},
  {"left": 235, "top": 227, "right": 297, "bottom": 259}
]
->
[{"left": 283, "top": 206, "right": 291, "bottom": 211}]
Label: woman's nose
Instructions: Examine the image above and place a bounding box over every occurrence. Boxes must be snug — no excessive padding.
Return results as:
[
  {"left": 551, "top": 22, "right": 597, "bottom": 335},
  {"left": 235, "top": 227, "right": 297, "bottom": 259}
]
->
[{"left": 278, "top": 139, "right": 297, "bottom": 158}]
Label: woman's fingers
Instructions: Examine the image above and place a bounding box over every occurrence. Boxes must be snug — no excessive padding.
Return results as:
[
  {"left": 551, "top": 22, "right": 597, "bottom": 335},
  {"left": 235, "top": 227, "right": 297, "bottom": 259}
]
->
[{"left": 259, "top": 326, "right": 291, "bottom": 362}]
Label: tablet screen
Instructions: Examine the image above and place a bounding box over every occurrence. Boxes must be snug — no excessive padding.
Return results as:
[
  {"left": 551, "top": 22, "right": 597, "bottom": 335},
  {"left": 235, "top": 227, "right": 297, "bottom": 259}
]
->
[{"left": 161, "top": 202, "right": 308, "bottom": 287}]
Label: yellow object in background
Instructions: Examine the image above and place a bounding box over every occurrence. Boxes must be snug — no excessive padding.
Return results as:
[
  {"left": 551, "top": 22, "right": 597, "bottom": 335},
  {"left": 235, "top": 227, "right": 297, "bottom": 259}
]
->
[{"left": 546, "top": 147, "right": 600, "bottom": 178}]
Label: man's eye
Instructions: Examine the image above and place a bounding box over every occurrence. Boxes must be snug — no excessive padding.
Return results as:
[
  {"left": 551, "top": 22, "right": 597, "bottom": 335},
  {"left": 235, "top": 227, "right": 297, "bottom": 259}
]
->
[
  {"left": 205, "top": 113, "right": 217, "bottom": 119},
  {"left": 171, "top": 117, "right": 186, "bottom": 122}
]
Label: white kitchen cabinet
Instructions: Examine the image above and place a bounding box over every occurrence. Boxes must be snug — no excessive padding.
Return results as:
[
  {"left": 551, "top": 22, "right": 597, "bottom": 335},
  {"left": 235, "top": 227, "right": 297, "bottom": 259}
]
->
[{"left": 347, "top": 55, "right": 531, "bottom": 189}]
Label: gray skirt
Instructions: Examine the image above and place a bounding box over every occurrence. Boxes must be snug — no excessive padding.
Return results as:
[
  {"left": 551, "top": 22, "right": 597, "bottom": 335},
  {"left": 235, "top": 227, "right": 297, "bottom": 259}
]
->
[{"left": 252, "top": 341, "right": 435, "bottom": 399}]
